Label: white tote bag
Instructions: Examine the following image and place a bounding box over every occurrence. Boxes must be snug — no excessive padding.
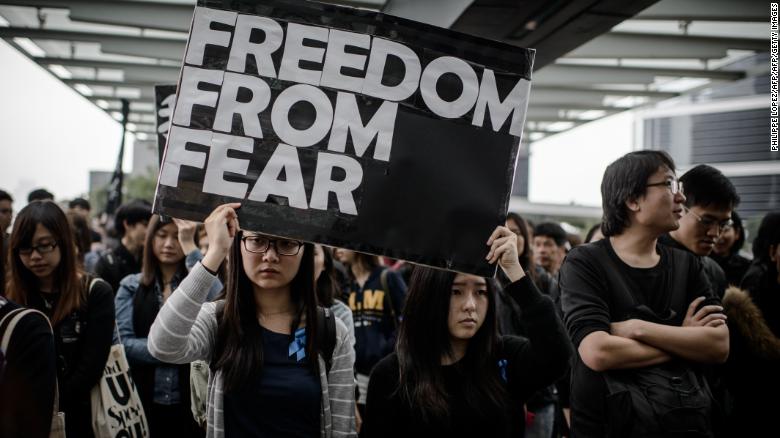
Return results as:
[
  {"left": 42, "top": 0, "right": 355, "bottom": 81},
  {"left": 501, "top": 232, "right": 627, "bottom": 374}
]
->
[
  {"left": 90, "top": 342, "right": 149, "bottom": 438},
  {"left": 87, "top": 276, "right": 149, "bottom": 438}
]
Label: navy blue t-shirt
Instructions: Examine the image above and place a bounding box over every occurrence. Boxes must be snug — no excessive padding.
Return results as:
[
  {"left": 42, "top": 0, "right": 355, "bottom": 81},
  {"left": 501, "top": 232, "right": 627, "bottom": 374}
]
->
[{"left": 224, "top": 326, "right": 321, "bottom": 438}]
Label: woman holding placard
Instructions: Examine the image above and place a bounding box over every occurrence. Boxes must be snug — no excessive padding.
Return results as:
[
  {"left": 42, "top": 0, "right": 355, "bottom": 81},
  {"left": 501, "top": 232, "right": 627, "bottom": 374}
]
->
[
  {"left": 5, "top": 200, "right": 114, "bottom": 438},
  {"left": 360, "top": 226, "right": 572, "bottom": 438},
  {"left": 148, "top": 203, "right": 356, "bottom": 438}
]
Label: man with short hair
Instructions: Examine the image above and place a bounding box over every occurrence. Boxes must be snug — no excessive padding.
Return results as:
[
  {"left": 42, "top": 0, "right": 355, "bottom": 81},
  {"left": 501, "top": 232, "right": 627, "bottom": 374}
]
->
[
  {"left": 68, "top": 197, "right": 91, "bottom": 219},
  {"left": 26, "top": 188, "right": 53, "bottom": 203},
  {"left": 533, "top": 222, "right": 567, "bottom": 275},
  {"left": 659, "top": 164, "right": 738, "bottom": 296},
  {"left": 560, "top": 151, "right": 729, "bottom": 437},
  {"left": 0, "top": 190, "right": 12, "bottom": 287},
  {"left": 93, "top": 200, "right": 152, "bottom": 293},
  {"left": 0, "top": 190, "right": 12, "bottom": 235}
]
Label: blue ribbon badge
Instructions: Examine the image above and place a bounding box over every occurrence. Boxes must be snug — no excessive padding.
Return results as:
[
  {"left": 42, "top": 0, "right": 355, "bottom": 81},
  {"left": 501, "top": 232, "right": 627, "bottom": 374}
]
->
[
  {"left": 497, "top": 359, "right": 508, "bottom": 383},
  {"left": 289, "top": 327, "right": 307, "bottom": 362}
]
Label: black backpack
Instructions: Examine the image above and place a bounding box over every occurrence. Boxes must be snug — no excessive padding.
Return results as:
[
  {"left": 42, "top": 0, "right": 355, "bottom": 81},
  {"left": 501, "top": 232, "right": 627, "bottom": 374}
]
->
[{"left": 590, "top": 242, "right": 715, "bottom": 438}]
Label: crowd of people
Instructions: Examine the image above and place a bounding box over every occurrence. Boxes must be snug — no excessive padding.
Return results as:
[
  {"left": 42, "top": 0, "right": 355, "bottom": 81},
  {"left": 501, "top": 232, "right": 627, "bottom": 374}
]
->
[{"left": 0, "top": 149, "right": 778, "bottom": 438}]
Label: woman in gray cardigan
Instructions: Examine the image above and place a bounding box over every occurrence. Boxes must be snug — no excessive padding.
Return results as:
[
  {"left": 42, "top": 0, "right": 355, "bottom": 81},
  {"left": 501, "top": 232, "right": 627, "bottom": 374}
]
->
[{"left": 148, "top": 203, "right": 356, "bottom": 438}]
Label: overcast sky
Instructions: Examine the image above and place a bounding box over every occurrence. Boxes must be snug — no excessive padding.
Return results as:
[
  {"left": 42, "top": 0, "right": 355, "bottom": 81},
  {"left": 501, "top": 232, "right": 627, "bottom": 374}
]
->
[
  {"left": 0, "top": 39, "right": 131, "bottom": 205},
  {"left": 0, "top": 37, "right": 631, "bottom": 209}
]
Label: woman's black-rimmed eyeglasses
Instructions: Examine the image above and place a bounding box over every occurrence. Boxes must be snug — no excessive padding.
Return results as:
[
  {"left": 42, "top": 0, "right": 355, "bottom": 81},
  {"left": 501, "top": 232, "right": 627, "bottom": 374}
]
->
[
  {"left": 18, "top": 241, "right": 58, "bottom": 256},
  {"left": 241, "top": 235, "right": 303, "bottom": 256}
]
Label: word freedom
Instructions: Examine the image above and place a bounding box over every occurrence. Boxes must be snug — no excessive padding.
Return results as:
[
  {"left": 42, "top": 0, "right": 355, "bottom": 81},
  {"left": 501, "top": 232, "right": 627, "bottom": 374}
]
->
[{"left": 161, "top": 7, "right": 530, "bottom": 215}]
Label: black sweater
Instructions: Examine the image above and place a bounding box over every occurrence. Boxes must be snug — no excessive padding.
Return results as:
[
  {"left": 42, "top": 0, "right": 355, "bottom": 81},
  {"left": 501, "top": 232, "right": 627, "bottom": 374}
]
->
[
  {"left": 360, "top": 276, "right": 572, "bottom": 438},
  {"left": 0, "top": 297, "right": 57, "bottom": 438},
  {"left": 26, "top": 277, "right": 115, "bottom": 438}
]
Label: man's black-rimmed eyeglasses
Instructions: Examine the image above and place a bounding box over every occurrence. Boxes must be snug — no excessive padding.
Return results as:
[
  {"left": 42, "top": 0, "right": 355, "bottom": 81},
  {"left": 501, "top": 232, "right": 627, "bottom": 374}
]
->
[
  {"left": 646, "top": 179, "right": 684, "bottom": 195},
  {"left": 683, "top": 207, "right": 733, "bottom": 232}
]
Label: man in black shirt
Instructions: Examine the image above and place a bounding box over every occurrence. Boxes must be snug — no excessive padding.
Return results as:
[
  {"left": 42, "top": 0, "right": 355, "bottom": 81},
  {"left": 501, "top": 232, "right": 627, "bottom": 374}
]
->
[
  {"left": 93, "top": 200, "right": 151, "bottom": 293},
  {"left": 560, "top": 151, "right": 729, "bottom": 437},
  {"left": 659, "top": 164, "right": 739, "bottom": 295}
]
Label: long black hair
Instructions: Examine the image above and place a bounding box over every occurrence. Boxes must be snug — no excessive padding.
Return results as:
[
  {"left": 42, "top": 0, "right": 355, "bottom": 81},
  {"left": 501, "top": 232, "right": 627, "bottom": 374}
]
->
[
  {"left": 506, "top": 212, "right": 536, "bottom": 283},
  {"left": 7, "top": 201, "right": 83, "bottom": 325},
  {"left": 315, "top": 244, "right": 338, "bottom": 307},
  {"left": 396, "top": 266, "right": 506, "bottom": 424},
  {"left": 213, "top": 231, "right": 319, "bottom": 391},
  {"left": 140, "top": 215, "right": 187, "bottom": 287},
  {"left": 752, "top": 212, "right": 780, "bottom": 266}
]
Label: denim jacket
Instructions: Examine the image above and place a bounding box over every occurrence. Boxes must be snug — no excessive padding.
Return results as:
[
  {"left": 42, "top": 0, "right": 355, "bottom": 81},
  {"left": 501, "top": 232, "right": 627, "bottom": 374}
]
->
[{"left": 115, "top": 251, "right": 221, "bottom": 405}]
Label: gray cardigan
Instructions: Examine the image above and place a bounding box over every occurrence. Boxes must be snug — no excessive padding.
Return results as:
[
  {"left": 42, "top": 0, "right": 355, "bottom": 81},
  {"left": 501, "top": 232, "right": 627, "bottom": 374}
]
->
[{"left": 148, "top": 262, "right": 357, "bottom": 437}]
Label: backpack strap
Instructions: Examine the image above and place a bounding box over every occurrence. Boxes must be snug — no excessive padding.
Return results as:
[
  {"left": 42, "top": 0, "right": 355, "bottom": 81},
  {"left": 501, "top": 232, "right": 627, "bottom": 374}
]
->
[
  {"left": 380, "top": 269, "right": 398, "bottom": 329},
  {"left": 1, "top": 308, "right": 32, "bottom": 353},
  {"left": 317, "top": 306, "right": 337, "bottom": 374}
]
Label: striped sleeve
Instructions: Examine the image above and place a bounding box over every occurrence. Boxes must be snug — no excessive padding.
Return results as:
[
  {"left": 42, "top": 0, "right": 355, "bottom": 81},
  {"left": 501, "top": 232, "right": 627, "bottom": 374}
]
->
[
  {"left": 148, "top": 262, "right": 219, "bottom": 364},
  {"left": 328, "top": 317, "right": 357, "bottom": 437},
  {"left": 331, "top": 300, "right": 356, "bottom": 349}
]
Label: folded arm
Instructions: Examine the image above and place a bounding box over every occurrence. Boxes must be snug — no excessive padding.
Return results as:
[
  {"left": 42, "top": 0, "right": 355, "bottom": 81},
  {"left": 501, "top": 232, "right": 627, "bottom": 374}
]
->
[
  {"left": 578, "top": 330, "right": 672, "bottom": 372},
  {"left": 612, "top": 319, "right": 729, "bottom": 364}
]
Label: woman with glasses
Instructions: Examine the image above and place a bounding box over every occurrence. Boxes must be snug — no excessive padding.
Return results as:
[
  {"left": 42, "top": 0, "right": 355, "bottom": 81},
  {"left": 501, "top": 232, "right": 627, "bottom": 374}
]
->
[
  {"left": 115, "top": 215, "right": 221, "bottom": 437},
  {"left": 711, "top": 211, "right": 750, "bottom": 287},
  {"left": 5, "top": 201, "right": 115, "bottom": 438},
  {"left": 148, "top": 204, "right": 356, "bottom": 438},
  {"left": 361, "top": 226, "right": 572, "bottom": 438}
]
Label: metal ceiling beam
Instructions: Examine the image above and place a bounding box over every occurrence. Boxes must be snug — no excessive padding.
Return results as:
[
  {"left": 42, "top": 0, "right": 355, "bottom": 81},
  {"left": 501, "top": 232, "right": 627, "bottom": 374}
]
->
[
  {"left": 504, "top": 0, "right": 660, "bottom": 70},
  {"left": 528, "top": 85, "right": 678, "bottom": 109},
  {"left": 525, "top": 106, "right": 622, "bottom": 121},
  {"left": 565, "top": 32, "right": 766, "bottom": 59},
  {"left": 636, "top": 0, "right": 766, "bottom": 22},
  {"left": 382, "top": 0, "right": 473, "bottom": 28},
  {"left": 533, "top": 86, "right": 679, "bottom": 98},
  {"left": 534, "top": 63, "right": 743, "bottom": 86},
  {"left": 62, "top": 78, "right": 162, "bottom": 88},
  {"left": 88, "top": 97, "right": 154, "bottom": 112},
  {"left": 0, "top": 27, "right": 186, "bottom": 61},
  {"left": 35, "top": 57, "right": 180, "bottom": 82},
  {"left": 0, "top": 0, "right": 387, "bottom": 32},
  {"left": 0, "top": 1, "right": 194, "bottom": 32}
]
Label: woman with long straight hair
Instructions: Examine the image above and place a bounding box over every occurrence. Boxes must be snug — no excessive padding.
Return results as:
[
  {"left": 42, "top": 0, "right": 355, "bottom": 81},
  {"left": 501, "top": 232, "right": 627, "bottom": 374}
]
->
[
  {"left": 148, "top": 204, "right": 356, "bottom": 437},
  {"left": 361, "top": 226, "right": 571, "bottom": 438},
  {"left": 115, "top": 215, "right": 220, "bottom": 437},
  {"left": 6, "top": 200, "right": 114, "bottom": 438},
  {"left": 502, "top": 212, "right": 564, "bottom": 438}
]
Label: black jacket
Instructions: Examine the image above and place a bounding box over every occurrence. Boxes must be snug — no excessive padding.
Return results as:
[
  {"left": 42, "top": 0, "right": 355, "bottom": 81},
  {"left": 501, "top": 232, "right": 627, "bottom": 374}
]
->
[
  {"left": 129, "top": 273, "right": 192, "bottom": 411},
  {"left": 94, "top": 243, "right": 141, "bottom": 294},
  {"left": 26, "top": 277, "right": 114, "bottom": 438},
  {"left": 0, "top": 297, "right": 57, "bottom": 438}
]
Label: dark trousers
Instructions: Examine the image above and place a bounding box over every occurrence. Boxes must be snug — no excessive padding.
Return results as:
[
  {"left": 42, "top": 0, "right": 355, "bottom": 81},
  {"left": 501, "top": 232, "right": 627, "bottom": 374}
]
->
[{"left": 148, "top": 402, "right": 204, "bottom": 438}]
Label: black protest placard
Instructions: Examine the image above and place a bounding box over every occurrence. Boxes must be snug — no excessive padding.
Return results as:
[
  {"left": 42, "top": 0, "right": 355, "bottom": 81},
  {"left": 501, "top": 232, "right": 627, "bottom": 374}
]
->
[
  {"left": 154, "top": 85, "right": 177, "bottom": 166},
  {"left": 153, "top": 0, "right": 534, "bottom": 276}
]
